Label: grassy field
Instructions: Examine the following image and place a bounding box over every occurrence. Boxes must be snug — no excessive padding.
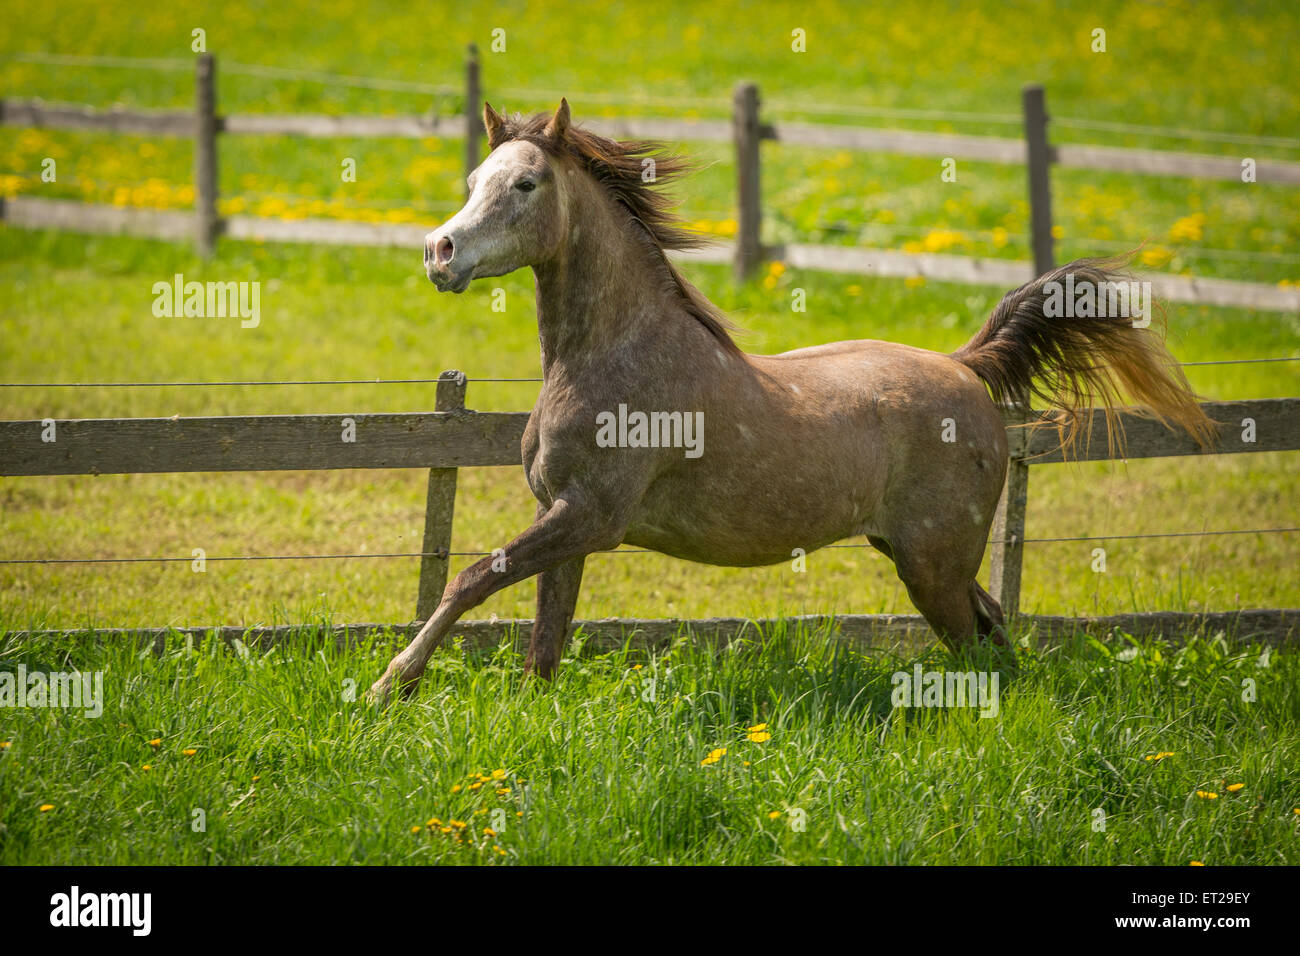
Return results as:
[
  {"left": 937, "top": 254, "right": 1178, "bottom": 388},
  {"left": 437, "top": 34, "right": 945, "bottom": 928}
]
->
[
  {"left": 2, "top": 626, "right": 1297, "bottom": 865},
  {"left": 1, "top": 0, "right": 1297, "bottom": 865}
]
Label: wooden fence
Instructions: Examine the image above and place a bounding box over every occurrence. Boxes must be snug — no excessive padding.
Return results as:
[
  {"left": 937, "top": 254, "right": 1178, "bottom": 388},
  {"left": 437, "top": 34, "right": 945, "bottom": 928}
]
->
[
  {"left": 2, "top": 52, "right": 1297, "bottom": 646},
  {"left": 3, "top": 50, "right": 1300, "bottom": 312},
  {"left": 3, "top": 381, "right": 1297, "bottom": 643}
]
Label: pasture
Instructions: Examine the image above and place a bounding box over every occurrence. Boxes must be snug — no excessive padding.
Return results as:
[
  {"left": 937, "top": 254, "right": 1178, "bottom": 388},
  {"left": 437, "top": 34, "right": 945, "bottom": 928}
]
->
[{"left": 1, "top": 0, "right": 1298, "bottom": 865}]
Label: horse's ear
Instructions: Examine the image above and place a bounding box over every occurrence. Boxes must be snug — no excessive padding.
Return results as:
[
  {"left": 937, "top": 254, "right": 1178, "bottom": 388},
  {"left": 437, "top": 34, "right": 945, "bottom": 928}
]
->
[
  {"left": 483, "top": 102, "right": 507, "bottom": 149},
  {"left": 543, "top": 98, "right": 570, "bottom": 142}
]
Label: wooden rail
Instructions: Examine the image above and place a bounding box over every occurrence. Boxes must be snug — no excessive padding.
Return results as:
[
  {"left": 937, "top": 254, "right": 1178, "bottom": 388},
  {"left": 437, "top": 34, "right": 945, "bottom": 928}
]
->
[
  {"left": 3, "top": 388, "right": 1296, "bottom": 626},
  {"left": 3, "top": 399, "right": 1295, "bottom": 479},
  {"left": 13, "top": 608, "right": 1299, "bottom": 653},
  {"left": 7, "top": 97, "right": 1299, "bottom": 184},
  {"left": 3, "top": 196, "right": 1296, "bottom": 311}
]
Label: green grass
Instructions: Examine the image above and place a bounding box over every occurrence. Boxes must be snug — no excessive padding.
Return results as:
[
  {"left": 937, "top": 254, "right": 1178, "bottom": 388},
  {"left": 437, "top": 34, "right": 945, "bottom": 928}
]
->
[{"left": 2, "top": 624, "right": 1296, "bottom": 864}]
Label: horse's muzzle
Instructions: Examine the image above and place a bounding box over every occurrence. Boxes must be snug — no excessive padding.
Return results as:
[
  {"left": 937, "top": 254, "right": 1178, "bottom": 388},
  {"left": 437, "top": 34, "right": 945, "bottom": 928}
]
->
[{"left": 424, "top": 232, "right": 472, "bottom": 292}]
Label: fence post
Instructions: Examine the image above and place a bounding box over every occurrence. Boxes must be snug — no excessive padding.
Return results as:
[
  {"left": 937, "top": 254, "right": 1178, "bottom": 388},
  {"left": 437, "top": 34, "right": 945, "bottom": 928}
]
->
[
  {"left": 987, "top": 85, "right": 1055, "bottom": 622},
  {"left": 990, "top": 405, "right": 1030, "bottom": 620},
  {"left": 732, "top": 81, "right": 761, "bottom": 281},
  {"left": 464, "top": 44, "right": 482, "bottom": 198},
  {"left": 416, "top": 370, "right": 467, "bottom": 620},
  {"left": 1022, "top": 83, "right": 1054, "bottom": 277},
  {"left": 194, "top": 53, "right": 218, "bottom": 258}
]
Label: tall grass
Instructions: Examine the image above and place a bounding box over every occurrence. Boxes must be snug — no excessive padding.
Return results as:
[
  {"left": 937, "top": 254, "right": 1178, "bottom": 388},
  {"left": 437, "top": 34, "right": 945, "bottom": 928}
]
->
[{"left": 2, "top": 622, "right": 1295, "bottom": 864}]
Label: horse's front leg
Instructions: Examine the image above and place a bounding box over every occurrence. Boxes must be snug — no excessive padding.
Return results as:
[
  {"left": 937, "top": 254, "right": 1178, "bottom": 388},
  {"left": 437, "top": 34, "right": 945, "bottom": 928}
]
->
[
  {"left": 525, "top": 554, "right": 586, "bottom": 680},
  {"left": 367, "top": 497, "right": 617, "bottom": 705}
]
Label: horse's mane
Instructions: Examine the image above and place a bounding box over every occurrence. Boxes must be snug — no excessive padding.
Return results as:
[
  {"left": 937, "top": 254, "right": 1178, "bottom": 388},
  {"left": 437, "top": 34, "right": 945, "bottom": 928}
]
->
[{"left": 494, "top": 111, "right": 741, "bottom": 352}]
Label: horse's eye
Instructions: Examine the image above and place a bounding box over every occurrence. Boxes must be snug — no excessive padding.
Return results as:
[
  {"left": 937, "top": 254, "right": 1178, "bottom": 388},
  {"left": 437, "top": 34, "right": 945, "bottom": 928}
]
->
[{"left": 515, "top": 180, "right": 536, "bottom": 193}]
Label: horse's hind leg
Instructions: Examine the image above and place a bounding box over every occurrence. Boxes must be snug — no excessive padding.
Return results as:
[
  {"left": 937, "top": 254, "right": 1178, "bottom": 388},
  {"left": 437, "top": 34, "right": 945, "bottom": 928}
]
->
[
  {"left": 885, "top": 531, "right": 1010, "bottom": 655},
  {"left": 971, "top": 580, "right": 1010, "bottom": 648}
]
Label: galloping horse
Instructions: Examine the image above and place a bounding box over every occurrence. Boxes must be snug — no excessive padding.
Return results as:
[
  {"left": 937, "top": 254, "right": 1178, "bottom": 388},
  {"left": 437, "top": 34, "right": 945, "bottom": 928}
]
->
[{"left": 368, "top": 99, "right": 1212, "bottom": 704}]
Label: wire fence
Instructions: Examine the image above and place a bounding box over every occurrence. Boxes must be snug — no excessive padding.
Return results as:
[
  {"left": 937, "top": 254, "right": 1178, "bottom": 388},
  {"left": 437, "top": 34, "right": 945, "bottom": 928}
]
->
[
  {"left": 3, "top": 354, "right": 1296, "bottom": 391},
  {"left": 6, "top": 50, "right": 1300, "bottom": 152},
  {"left": 2, "top": 526, "right": 1295, "bottom": 566}
]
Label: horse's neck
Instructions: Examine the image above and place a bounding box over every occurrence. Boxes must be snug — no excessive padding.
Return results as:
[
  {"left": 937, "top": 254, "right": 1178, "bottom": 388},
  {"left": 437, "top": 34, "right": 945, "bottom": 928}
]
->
[{"left": 531, "top": 206, "right": 695, "bottom": 379}]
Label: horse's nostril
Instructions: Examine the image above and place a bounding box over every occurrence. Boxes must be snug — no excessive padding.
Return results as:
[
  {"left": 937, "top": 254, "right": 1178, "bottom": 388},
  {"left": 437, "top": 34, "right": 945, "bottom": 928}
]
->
[{"left": 435, "top": 236, "right": 455, "bottom": 266}]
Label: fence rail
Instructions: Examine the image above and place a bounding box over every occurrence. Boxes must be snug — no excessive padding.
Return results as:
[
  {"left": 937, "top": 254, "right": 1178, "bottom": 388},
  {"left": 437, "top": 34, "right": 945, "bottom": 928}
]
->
[
  {"left": 2, "top": 399, "right": 1297, "bottom": 478},
  {"left": 11, "top": 608, "right": 1299, "bottom": 653},
  {"left": 3, "top": 383, "right": 1297, "bottom": 628}
]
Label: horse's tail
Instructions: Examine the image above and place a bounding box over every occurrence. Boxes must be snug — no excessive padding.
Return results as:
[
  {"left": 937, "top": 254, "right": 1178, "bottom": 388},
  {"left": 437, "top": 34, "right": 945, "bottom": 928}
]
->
[{"left": 951, "top": 256, "right": 1216, "bottom": 456}]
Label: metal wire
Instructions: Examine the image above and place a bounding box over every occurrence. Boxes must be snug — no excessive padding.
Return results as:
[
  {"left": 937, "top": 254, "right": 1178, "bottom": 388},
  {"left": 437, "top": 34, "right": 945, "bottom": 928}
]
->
[
  {"left": 2, "top": 527, "right": 1293, "bottom": 566},
  {"left": 6, "top": 355, "right": 1295, "bottom": 391},
  {"left": 9, "top": 51, "right": 1299, "bottom": 150},
  {"left": 0, "top": 377, "right": 544, "bottom": 387}
]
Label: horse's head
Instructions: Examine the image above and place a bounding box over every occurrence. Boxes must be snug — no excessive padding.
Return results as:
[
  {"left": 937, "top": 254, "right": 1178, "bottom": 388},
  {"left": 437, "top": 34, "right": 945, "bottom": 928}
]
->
[{"left": 423, "top": 100, "right": 572, "bottom": 293}]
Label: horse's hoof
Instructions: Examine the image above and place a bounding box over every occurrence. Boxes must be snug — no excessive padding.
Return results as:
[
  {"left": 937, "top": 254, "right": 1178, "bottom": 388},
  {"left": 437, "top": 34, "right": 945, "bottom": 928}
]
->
[
  {"left": 366, "top": 663, "right": 423, "bottom": 706},
  {"left": 365, "top": 677, "right": 393, "bottom": 707}
]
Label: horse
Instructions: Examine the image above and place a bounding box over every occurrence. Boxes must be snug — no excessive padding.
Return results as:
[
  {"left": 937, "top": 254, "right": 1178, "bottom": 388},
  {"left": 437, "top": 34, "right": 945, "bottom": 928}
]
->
[{"left": 367, "top": 99, "right": 1213, "bottom": 704}]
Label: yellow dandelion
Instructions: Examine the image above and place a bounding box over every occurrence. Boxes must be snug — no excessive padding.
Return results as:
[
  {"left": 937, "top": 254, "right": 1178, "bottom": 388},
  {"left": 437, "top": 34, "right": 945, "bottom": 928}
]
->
[
  {"left": 847, "top": 284, "right": 861, "bottom": 296},
  {"left": 450, "top": 820, "right": 467, "bottom": 829},
  {"left": 183, "top": 749, "right": 197, "bottom": 756},
  {"left": 252, "top": 775, "right": 261, "bottom": 783},
  {"left": 632, "top": 664, "right": 643, "bottom": 671},
  {"left": 491, "top": 769, "right": 506, "bottom": 780},
  {"left": 483, "top": 827, "right": 497, "bottom": 837},
  {"left": 0, "top": 741, "right": 11, "bottom": 749},
  {"left": 1168, "top": 213, "right": 1206, "bottom": 242},
  {"left": 768, "top": 810, "right": 781, "bottom": 820},
  {"left": 1145, "top": 752, "right": 1175, "bottom": 762},
  {"left": 1196, "top": 790, "right": 1219, "bottom": 800},
  {"left": 700, "top": 747, "right": 727, "bottom": 766},
  {"left": 1226, "top": 783, "right": 1245, "bottom": 793},
  {"left": 493, "top": 846, "right": 507, "bottom": 856},
  {"left": 920, "top": 228, "right": 964, "bottom": 253},
  {"left": 410, "top": 825, "right": 422, "bottom": 834},
  {"left": 451, "top": 784, "right": 462, "bottom": 793},
  {"left": 747, "top": 723, "right": 768, "bottom": 733},
  {"left": 747, "top": 731, "right": 772, "bottom": 743},
  {"left": 516, "top": 811, "right": 524, "bottom": 818},
  {"left": 147, "top": 738, "right": 162, "bottom": 748},
  {"left": 1190, "top": 860, "right": 1205, "bottom": 866},
  {"left": 469, "top": 782, "right": 482, "bottom": 791},
  {"left": 496, "top": 788, "right": 510, "bottom": 796},
  {"left": 440, "top": 826, "right": 452, "bottom": 834},
  {"left": 39, "top": 804, "right": 54, "bottom": 812},
  {"left": 768, "top": 261, "right": 786, "bottom": 277},
  {"left": 427, "top": 817, "right": 442, "bottom": 828},
  {"left": 141, "top": 764, "right": 152, "bottom": 771},
  {"left": 762, "top": 275, "right": 778, "bottom": 290},
  {"left": 1140, "top": 246, "right": 1173, "bottom": 268},
  {"left": 1051, "top": 225, "right": 1064, "bottom": 239}
]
